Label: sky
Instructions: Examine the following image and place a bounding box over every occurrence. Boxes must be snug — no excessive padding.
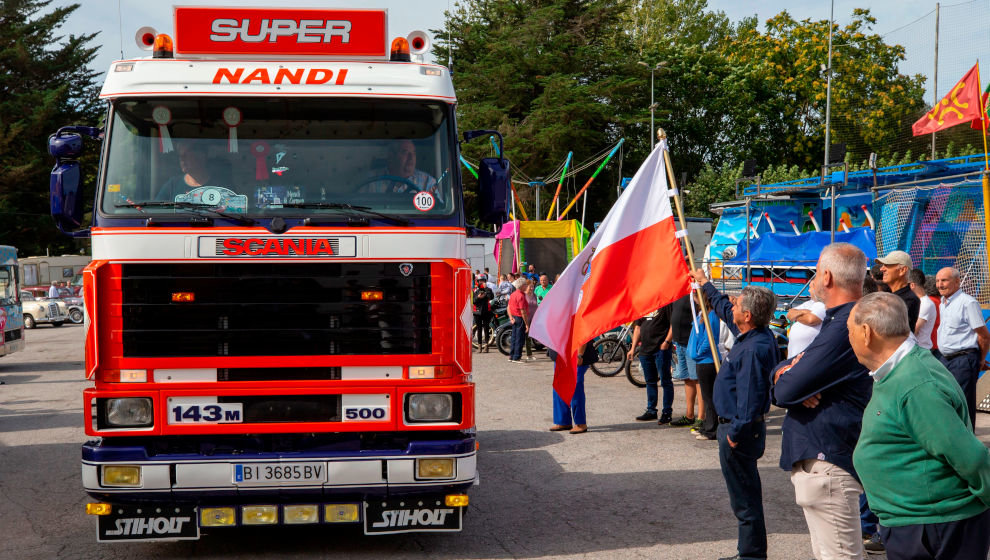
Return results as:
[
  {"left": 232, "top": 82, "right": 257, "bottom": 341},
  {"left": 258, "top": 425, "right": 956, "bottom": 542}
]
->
[{"left": 55, "top": 0, "right": 982, "bottom": 95}]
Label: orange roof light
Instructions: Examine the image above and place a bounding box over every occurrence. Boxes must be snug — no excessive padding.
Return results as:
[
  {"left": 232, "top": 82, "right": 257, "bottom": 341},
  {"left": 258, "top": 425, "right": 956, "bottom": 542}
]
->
[
  {"left": 171, "top": 292, "right": 195, "bottom": 303},
  {"left": 153, "top": 33, "right": 174, "bottom": 59},
  {"left": 390, "top": 37, "right": 410, "bottom": 62}
]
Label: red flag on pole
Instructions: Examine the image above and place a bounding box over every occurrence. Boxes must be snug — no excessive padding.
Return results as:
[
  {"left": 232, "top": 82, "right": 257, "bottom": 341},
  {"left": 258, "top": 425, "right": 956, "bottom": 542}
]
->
[
  {"left": 529, "top": 141, "right": 691, "bottom": 403},
  {"left": 913, "top": 63, "right": 984, "bottom": 136}
]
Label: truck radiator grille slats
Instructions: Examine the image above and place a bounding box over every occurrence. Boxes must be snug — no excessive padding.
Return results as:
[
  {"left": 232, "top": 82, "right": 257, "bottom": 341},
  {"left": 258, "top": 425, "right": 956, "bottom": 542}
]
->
[{"left": 119, "top": 263, "right": 432, "bottom": 357}]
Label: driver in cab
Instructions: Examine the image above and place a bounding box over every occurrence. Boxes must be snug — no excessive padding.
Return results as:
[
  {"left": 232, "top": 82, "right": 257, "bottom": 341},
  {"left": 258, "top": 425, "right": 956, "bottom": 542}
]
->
[
  {"left": 361, "top": 139, "right": 441, "bottom": 203},
  {"left": 155, "top": 140, "right": 224, "bottom": 201}
]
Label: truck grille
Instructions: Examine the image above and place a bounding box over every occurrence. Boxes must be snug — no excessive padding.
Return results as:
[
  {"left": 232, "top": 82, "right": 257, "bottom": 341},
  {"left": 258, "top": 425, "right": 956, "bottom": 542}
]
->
[{"left": 119, "top": 263, "right": 432, "bottom": 357}]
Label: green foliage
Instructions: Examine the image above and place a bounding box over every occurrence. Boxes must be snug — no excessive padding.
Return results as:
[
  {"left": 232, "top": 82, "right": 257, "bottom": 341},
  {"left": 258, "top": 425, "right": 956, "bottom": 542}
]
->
[
  {"left": 0, "top": 0, "right": 102, "bottom": 255},
  {"left": 439, "top": 1, "right": 937, "bottom": 226},
  {"left": 435, "top": 0, "right": 635, "bottom": 224}
]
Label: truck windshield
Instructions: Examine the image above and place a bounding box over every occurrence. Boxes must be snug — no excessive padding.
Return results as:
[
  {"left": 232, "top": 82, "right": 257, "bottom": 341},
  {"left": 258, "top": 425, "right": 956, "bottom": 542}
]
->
[{"left": 100, "top": 98, "right": 458, "bottom": 220}]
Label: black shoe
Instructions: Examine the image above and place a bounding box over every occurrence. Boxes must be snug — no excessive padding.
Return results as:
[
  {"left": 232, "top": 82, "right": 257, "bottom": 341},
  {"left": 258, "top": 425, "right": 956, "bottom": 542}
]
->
[
  {"left": 635, "top": 412, "right": 658, "bottom": 421},
  {"left": 863, "top": 532, "right": 884, "bottom": 552},
  {"left": 657, "top": 413, "right": 672, "bottom": 425}
]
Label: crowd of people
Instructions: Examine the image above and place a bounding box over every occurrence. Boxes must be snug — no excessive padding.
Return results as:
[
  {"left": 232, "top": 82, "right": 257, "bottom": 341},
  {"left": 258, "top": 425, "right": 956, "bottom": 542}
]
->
[{"left": 527, "top": 245, "right": 990, "bottom": 560}]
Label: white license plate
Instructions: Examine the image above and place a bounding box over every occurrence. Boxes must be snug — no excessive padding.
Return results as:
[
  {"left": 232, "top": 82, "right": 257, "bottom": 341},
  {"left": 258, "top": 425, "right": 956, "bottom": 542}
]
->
[
  {"left": 233, "top": 462, "right": 327, "bottom": 485},
  {"left": 167, "top": 399, "right": 243, "bottom": 424}
]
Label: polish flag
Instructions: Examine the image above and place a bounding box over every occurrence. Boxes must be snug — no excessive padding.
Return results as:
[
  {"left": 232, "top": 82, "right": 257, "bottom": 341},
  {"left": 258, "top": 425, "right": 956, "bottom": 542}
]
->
[{"left": 530, "top": 141, "right": 691, "bottom": 402}]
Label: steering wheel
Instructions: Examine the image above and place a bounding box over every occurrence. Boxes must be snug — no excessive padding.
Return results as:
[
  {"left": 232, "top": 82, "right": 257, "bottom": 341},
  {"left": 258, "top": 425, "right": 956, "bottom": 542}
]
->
[{"left": 355, "top": 175, "right": 423, "bottom": 191}]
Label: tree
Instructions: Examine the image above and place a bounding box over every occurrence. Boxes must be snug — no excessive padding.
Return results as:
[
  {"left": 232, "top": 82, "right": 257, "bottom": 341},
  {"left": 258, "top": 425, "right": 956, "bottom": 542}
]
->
[
  {"left": 0, "top": 0, "right": 102, "bottom": 256},
  {"left": 434, "top": 0, "right": 634, "bottom": 224},
  {"left": 724, "top": 9, "right": 927, "bottom": 167}
]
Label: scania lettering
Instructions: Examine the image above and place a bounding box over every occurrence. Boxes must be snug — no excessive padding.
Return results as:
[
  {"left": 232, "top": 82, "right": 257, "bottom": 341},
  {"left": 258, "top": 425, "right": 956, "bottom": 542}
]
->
[{"left": 49, "top": 5, "right": 509, "bottom": 542}]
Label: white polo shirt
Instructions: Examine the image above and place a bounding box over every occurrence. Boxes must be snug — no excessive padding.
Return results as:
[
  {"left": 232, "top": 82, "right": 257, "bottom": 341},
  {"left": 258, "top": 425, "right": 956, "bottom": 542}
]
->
[
  {"left": 786, "top": 300, "right": 827, "bottom": 358},
  {"left": 937, "top": 290, "right": 985, "bottom": 354}
]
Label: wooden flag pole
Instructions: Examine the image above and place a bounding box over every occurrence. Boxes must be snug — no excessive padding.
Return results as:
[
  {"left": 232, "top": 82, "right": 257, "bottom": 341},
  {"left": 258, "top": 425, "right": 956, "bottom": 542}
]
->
[{"left": 658, "top": 129, "right": 720, "bottom": 371}]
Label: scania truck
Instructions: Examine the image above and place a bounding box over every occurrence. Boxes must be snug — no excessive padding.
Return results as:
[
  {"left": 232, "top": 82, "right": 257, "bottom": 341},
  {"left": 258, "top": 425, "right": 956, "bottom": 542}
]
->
[{"left": 48, "top": 6, "right": 509, "bottom": 541}]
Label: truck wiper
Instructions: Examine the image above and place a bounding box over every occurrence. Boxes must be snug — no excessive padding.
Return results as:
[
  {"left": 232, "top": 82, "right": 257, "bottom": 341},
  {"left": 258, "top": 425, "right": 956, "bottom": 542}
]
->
[
  {"left": 281, "top": 202, "right": 410, "bottom": 226},
  {"left": 115, "top": 201, "right": 256, "bottom": 226}
]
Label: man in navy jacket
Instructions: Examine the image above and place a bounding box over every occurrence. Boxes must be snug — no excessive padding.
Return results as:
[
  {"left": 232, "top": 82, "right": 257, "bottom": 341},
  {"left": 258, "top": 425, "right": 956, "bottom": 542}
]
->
[
  {"left": 692, "top": 270, "right": 779, "bottom": 560},
  {"left": 772, "top": 243, "right": 872, "bottom": 560}
]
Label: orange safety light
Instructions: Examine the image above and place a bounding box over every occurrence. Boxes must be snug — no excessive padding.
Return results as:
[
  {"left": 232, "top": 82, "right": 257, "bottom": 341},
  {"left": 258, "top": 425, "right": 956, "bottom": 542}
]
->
[
  {"left": 361, "top": 290, "right": 384, "bottom": 301},
  {"left": 153, "top": 33, "right": 174, "bottom": 59},
  {"left": 389, "top": 37, "right": 410, "bottom": 62},
  {"left": 171, "top": 292, "right": 195, "bottom": 303}
]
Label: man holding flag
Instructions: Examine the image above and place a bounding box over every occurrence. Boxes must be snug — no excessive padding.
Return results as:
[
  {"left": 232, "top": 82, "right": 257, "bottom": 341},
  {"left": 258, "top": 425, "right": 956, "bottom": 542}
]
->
[{"left": 531, "top": 138, "right": 774, "bottom": 559}]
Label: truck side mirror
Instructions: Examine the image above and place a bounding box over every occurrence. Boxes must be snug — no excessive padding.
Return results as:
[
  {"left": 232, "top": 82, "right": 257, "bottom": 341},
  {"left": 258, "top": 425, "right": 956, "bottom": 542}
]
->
[
  {"left": 462, "top": 129, "right": 510, "bottom": 226},
  {"left": 49, "top": 126, "right": 100, "bottom": 237},
  {"left": 478, "top": 156, "right": 509, "bottom": 226}
]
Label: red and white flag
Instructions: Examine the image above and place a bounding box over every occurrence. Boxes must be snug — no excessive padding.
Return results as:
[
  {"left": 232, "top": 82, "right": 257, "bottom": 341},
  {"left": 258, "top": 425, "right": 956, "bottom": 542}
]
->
[{"left": 530, "top": 141, "right": 692, "bottom": 402}]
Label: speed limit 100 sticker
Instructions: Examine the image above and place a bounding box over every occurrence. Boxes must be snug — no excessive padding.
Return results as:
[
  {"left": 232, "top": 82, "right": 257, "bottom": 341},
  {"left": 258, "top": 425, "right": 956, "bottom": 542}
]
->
[{"left": 413, "top": 191, "right": 435, "bottom": 212}]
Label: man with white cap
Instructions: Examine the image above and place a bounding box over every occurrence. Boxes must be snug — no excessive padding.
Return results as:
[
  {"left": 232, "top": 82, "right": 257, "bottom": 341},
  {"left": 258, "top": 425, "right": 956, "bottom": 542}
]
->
[{"left": 876, "top": 251, "right": 920, "bottom": 328}]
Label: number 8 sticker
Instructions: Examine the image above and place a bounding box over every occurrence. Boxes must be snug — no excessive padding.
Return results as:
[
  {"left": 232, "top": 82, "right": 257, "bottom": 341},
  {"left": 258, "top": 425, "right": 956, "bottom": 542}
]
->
[{"left": 413, "top": 191, "right": 435, "bottom": 212}]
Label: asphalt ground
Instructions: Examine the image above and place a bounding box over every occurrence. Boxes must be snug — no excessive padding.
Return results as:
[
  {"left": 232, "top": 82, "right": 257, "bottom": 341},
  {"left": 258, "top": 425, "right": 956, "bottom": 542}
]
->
[{"left": 2, "top": 326, "right": 989, "bottom": 559}]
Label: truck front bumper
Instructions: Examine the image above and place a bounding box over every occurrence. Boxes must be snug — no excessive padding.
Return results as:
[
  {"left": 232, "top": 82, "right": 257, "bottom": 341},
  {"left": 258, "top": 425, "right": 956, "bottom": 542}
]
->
[{"left": 82, "top": 434, "right": 476, "bottom": 540}]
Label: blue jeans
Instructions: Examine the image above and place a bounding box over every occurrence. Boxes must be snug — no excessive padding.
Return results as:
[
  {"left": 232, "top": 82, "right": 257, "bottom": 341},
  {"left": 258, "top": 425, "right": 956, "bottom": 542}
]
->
[
  {"left": 860, "top": 493, "right": 878, "bottom": 535},
  {"left": 553, "top": 365, "right": 587, "bottom": 425},
  {"left": 510, "top": 320, "right": 526, "bottom": 361},
  {"left": 718, "top": 422, "right": 768, "bottom": 560},
  {"left": 639, "top": 349, "right": 672, "bottom": 415}
]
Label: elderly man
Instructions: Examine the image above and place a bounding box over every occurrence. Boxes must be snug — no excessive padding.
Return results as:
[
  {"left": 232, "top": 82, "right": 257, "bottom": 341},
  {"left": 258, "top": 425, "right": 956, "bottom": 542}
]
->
[
  {"left": 771, "top": 243, "right": 872, "bottom": 559},
  {"left": 849, "top": 292, "right": 990, "bottom": 560},
  {"left": 935, "top": 267, "right": 990, "bottom": 428},
  {"left": 877, "top": 251, "right": 920, "bottom": 327},
  {"left": 692, "top": 269, "right": 778, "bottom": 560}
]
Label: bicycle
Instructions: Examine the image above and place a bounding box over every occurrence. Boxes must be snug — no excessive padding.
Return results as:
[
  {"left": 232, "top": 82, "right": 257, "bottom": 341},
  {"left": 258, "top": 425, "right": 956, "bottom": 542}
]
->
[{"left": 589, "top": 322, "right": 633, "bottom": 378}]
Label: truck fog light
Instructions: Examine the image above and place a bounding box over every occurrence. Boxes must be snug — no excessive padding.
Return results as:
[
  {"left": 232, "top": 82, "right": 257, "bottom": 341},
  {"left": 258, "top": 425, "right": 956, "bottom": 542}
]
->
[
  {"left": 201, "top": 507, "right": 236, "bottom": 526},
  {"left": 102, "top": 465, "right": 142, "bottom": 487},
  {"left": 241, "top": 505, "right": 278, "bottom": 525},
  {"left": 406, "top": 393, "right": 453, "bottom": 422},
  {"left": 324, "top": 504, "right": 359, "bottom": 523},
  {"left": 416, "top": 458, "right": 455, "bottom": 479},
  {"left": 105, "top": 397, "right": 153, "bottom": 427},
  {"left": 283, "top": 505, "right": 319, "bottom": 524},
  {"left": 445, "top": 494, "right": 469, "bottom": 507},
  {"left": 86, "top": 503, "right": 113, "bottom": 515}
]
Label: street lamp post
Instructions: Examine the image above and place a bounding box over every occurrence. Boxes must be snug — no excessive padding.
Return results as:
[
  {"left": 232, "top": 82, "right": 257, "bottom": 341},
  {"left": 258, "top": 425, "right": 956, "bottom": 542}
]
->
[{"left": 638, "top": 61, "right": 665, "bottom": 149}]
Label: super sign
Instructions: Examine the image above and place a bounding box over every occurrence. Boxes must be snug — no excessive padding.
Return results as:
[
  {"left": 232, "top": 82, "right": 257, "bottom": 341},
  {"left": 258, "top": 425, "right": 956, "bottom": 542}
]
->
[{"left": 174, "top": 7, "right": 387, "bottom": 56}]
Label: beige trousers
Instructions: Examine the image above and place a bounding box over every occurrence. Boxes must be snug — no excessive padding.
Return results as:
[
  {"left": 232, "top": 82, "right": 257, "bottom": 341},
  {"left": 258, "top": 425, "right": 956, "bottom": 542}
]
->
[{"left": 790, "top": 459, "right": 865, "bottom": 560}]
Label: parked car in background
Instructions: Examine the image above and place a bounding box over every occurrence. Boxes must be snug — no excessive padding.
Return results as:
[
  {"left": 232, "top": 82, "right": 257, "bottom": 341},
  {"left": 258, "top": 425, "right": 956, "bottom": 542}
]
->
[
  {"left": 19, "top": 291, "right": 67, "bottom": 328},
  {"left": 22, "top": 285, "right": 84, "bottom": 324}
]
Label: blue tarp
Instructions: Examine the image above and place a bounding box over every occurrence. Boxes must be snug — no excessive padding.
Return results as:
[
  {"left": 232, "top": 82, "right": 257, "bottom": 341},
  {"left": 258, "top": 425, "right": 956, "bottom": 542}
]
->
[{"left": 726, "top": 227, "right": 877, "bottom": 266}]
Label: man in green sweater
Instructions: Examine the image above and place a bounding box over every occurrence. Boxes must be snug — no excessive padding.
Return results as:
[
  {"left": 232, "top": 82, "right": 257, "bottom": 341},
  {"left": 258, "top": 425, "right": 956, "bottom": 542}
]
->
[{"left": 847, "top": 291, "right": 990, "bottom": 560}]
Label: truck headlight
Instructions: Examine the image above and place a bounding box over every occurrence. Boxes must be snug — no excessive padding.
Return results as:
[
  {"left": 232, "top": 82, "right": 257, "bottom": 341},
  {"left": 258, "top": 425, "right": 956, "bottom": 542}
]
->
[
  {"left": 105, "top": 397, "right": 153, "bottom": 427},
  {"left": 406, "top": 393, "right": 453, "bottom": 422}
]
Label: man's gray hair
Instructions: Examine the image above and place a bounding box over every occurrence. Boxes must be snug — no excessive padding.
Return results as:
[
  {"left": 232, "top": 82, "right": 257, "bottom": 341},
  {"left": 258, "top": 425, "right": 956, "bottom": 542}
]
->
[
  {"left": 738, "top": 286, "right": 776, "bottom": 328},
  {"left": 818, "top": 243, "right": 867, "bottom": 292},
  {"left": 942, "top": 267, "right": 961, "bottom": 280},
  {"left": 852, "top": 292, "right": 911, "bottom": 337}
]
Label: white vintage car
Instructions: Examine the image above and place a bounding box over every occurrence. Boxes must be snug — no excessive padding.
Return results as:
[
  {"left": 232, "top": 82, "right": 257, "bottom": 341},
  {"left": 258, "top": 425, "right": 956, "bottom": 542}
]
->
[{"left": 19, "top": 291, "right": 68, "bottom": 328}]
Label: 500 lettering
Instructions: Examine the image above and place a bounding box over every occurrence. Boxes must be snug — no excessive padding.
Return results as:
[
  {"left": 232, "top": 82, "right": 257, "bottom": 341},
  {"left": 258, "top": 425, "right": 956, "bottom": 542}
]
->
[{"left": 344, "top": 407, "right": 386, "bottom": 420}]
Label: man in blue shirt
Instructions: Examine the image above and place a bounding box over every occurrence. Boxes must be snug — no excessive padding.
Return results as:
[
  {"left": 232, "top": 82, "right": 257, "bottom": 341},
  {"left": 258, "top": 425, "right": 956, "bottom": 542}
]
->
[
  {"left": 692, "top": 270, "right": 779, "bottom": 560},
  {"left": 772, "top": 243, "right": 872, "bottom": 559}
]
